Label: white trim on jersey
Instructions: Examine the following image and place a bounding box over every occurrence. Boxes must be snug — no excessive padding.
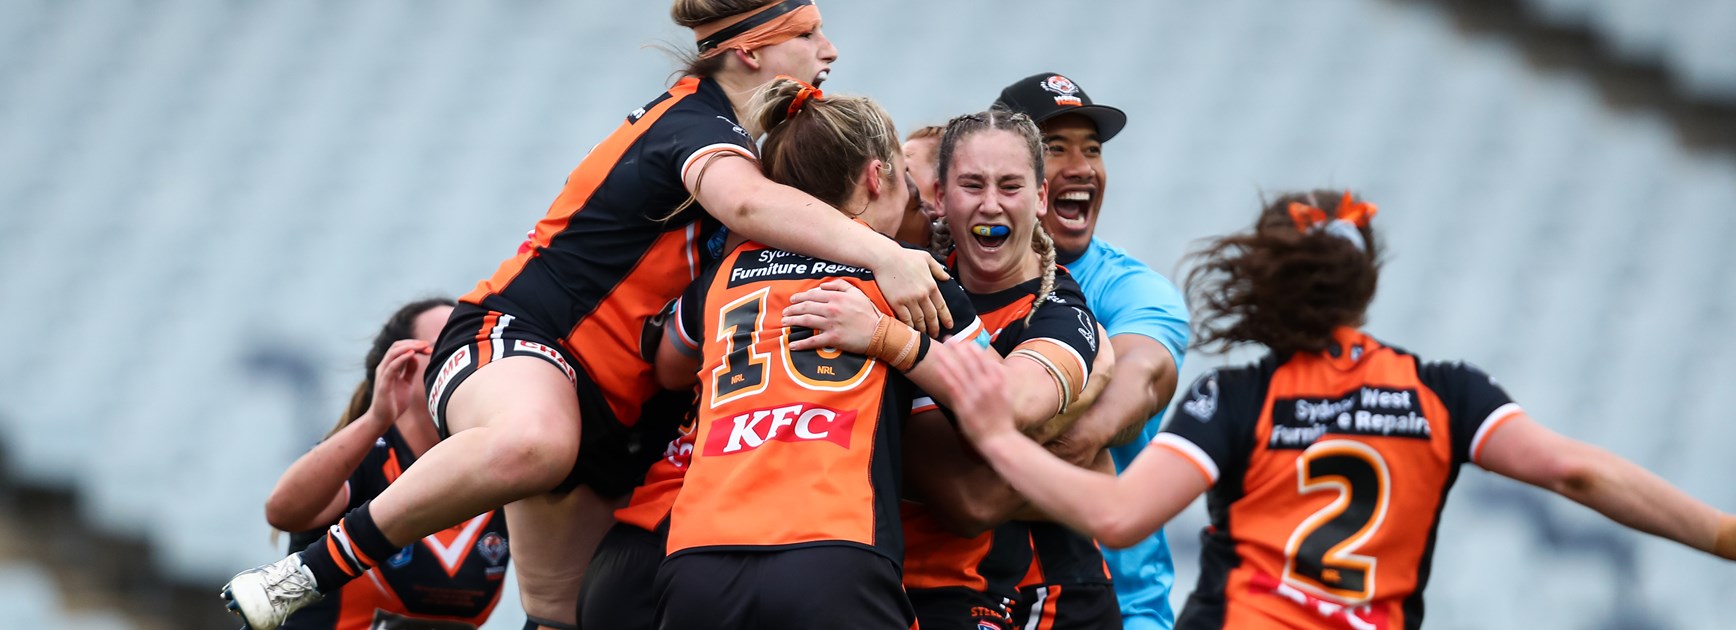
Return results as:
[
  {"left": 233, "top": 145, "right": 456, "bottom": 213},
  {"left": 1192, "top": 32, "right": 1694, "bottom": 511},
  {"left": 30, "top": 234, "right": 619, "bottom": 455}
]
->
[
  {"left": 680, "top": 143, "right": 757, "bottom": 183},
  {"left": 684, "top": 221, "right": 699, "bottom": 280},
  {"left": 1022, "top": 585, "right": 1050, "bottom": 630},
  {"left": 1471, "top": 402, "right": 1525, "bottom": 466},
  {"left": 671, "top": 298, "right": 700, "bottom": 352},
  {"left": 489, "top": 314, "right": 514, "bottom": 365},
  {"left": 1153, "top": 433, "right": 1220, "bottom": 484},
  {"left": 947, "top": 316, "right": 986, "bottom": 346}
]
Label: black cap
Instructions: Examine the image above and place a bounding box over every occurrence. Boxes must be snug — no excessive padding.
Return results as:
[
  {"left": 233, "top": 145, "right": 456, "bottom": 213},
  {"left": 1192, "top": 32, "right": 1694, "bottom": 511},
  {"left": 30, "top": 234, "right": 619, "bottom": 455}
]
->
[{"left": 993, "top": 72, "right": 1127, "bottom": 142}]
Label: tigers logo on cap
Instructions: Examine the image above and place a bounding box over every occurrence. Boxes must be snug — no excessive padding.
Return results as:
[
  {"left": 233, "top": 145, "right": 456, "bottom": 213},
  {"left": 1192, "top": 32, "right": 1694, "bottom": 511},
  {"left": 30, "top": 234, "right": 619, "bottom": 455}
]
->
[{"left": 1040, "top": 74, "right": 1083, "bottom": 107}]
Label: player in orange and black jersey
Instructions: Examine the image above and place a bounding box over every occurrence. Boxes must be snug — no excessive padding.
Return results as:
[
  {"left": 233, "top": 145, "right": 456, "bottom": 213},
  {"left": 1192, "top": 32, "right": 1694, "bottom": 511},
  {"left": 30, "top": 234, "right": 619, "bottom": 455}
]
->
[
  {"left": 943, "top": 190, "right": 1736, "bottom": 630},
  {"left": 898, "top": 267, "right": 1111, "bottom": 630},
  {"left": 790, "top": 110, "right": 1117, "bottom": 630},
  {"left": 261, "top": 299, "right": 509, "bottom": 630},
  {"left": 575, "top": 383, "right": 696, "bottom": 630},
  {"left": 641, "top": 79, "right": 986, "bottom": 630},
  {"left": 223, "top": 3, "right": 960, "bottom": 630}
]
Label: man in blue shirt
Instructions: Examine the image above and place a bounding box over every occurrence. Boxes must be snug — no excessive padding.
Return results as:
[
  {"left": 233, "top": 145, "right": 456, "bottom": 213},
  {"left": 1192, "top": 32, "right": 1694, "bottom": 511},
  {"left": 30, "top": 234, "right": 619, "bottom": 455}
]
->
[{"left": 994, "top": 73, "right": 1190, "bottom": 630}]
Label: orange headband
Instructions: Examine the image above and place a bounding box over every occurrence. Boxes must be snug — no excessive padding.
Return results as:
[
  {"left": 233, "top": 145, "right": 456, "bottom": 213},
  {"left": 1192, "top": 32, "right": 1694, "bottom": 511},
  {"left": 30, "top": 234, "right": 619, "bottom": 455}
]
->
[
  {"left": 785, "top": 79, "right": 823, "bottom": 118},
  {"left": 694, "top": 0, "right": 822, "bottom": 60},
  {"left": 1287, "top": 190, "right": 1378, "bottom": 250}
]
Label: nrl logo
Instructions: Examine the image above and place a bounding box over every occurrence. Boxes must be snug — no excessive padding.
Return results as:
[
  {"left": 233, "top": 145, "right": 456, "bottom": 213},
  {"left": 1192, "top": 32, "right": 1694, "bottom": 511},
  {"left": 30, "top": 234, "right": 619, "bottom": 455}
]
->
[{"left": 1041, "top": 74, "right": 1083, "bottom": 107}]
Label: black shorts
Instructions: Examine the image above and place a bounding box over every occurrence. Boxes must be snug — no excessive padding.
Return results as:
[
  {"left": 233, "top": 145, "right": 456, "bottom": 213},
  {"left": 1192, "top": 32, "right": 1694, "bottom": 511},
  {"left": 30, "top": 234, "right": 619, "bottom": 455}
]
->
[
  {"left": 1012, "top": 583, "right": 1121, "bottom": 630},
  {"left": 425, "top": 303, "right": 683, "bottom": 497},
  {"left": 577, "top": 522, "right": 667, "bottom": 630},
  {"left": 654, "top": 546, "right": 913, "bottom": 630},
  {"left": 907, "top": 586, "right": 1016, "bottom": 630}
]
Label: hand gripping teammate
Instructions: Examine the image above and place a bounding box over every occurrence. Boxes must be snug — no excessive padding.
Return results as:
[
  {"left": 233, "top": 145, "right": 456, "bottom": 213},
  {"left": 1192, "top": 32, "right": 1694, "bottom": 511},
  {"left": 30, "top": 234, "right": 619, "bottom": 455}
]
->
[
  {"left": 992, "top": 71, "right": 1189, "bottom": 630},
  {"left": 575, "top": 80, "right": 991, "bottom": 630},
  {"left": 941, "top": 191, "right": 1736, "bottom": 629},
  {"left": 221, "top": 2, "right": 953, "bottom": 629},
  {"left": 651, "top": 79, "right": 987, "bottom": 630},
  {"left": 260, "top": 298, "right": 510, "bottom": 630},
  {"left": 787, "top": 109, "right": 1118, "bottom": 630}
]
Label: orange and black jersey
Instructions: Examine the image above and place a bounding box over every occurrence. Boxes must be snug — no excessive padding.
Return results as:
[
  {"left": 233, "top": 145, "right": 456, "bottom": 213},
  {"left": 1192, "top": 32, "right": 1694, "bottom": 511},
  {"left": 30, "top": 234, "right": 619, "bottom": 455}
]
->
[
  {"left": 459, "top": 76, "right": 751, "bottom": 430},
  {"left": 614, "top": 418, "right": 696, "bottom": 532},
  {"left": 285, "top": 428, "right": 508, "bottom": 630},
  {"left": 665, "top": 241, "right": 983, "bottom": 562},
  {"left": 903, "top": 269, "right": 1102, "bottom": 605},
  {"left": 1157, "top": 328, "right": 1522, "bottom": 630}
]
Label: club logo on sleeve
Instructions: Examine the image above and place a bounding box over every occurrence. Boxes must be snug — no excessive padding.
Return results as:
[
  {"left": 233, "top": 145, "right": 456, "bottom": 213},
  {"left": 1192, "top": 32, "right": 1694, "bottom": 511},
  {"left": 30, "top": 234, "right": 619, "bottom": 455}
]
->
[
  {"left": 1074, "top": 308, "right": 1097, "bottom": 352},
  {"left": 703, "top": 403, "right": 857, "bottom": 456},
  {"left": 1182, "top": 371, "right": 1219, "bottom": 421},
  {"left": 714, "top": 115, "right": 750, "bottom": 140},
  {"left": 1040, "top": 74, "right": 1083, "bottom": 106}
]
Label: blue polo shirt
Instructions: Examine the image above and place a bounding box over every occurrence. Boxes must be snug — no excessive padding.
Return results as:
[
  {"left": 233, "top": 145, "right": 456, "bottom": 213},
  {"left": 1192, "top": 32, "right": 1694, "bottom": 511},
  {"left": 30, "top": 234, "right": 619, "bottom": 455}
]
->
[{"left": 1063, "top": 237, "right": 1188, "bottom": 630}]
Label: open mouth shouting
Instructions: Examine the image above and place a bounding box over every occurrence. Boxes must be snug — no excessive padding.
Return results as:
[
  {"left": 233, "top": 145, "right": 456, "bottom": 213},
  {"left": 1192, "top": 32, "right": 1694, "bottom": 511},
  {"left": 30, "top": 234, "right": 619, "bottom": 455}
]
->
[
  {"left": 970, "top": 224, "right": 1011, "bottom": 250},
  {"left": 1051, "top": 189, "right": 1094, "bottom": 231},
  {"left": 813, "top": 68, "right": 830, "bottom": 86}
]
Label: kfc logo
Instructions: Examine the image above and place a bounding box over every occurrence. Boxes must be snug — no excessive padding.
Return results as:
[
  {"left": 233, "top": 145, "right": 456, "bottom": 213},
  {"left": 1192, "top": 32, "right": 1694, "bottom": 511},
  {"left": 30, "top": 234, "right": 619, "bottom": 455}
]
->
[{"left": 703, "top": 403, "right": 857, "bottom": 456}]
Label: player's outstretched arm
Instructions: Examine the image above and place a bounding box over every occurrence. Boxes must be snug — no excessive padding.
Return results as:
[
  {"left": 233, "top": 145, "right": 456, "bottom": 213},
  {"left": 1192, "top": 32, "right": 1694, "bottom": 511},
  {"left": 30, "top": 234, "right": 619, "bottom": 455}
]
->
[
  {"left": 942, "top": 344, "right": 1208, "bottom": 548},
  {"left": 1478, "top": 414, "right": 1736, "bottom": 560},
  {"left": 688, "top": 155, "right": 952, "bottom": 335}
]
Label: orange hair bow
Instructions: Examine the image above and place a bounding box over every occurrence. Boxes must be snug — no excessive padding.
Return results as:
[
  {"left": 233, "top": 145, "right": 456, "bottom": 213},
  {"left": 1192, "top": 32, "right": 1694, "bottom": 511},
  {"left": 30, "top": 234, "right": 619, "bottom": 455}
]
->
[
  {"left": 1287, "top": 191, "right": 1377, "bottom": 250},
  {"left": 786, "top": 80, "right": 823, "bottom": 119}
]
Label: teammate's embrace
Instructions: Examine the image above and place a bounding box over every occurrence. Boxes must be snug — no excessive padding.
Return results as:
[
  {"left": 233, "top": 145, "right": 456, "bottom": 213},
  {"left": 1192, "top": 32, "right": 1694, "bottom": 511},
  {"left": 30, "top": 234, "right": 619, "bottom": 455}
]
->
[
  {"left": 941, "top": 190, "right": 1736, "bottom": 629},
  {"left": 651, "top": 78, "right": 986, "bottom": 630},
  {"left": 221, "top": 1, "right": 956, "bottom": 629},
  {"left": 789, "top": 109, "right": 1118, "bottom": 630}
]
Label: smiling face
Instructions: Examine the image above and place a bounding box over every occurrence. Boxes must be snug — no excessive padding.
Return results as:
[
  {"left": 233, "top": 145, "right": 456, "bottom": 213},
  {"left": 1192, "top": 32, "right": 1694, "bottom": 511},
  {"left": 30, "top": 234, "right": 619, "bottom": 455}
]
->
[
  {"left": 1039, "top": 114, "right": 1106, "bottom": 258},
  {"left": 751, "top": 25, "right": 839, "bottom": 86},
  {"left": 940, "top": 129, "right": 1047, "bottom": 293}
]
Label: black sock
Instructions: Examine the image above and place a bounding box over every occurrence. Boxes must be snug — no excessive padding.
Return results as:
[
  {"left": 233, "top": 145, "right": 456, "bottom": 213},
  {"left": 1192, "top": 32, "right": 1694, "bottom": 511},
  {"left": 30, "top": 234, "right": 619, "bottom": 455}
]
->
[{"left": 296, "top": 502, "right": 401, "bottom": 593}]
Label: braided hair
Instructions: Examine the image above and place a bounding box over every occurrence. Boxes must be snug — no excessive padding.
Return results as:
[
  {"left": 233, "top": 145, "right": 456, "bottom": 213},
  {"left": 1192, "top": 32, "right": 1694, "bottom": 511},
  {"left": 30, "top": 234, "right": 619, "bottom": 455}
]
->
[{"left": 931, "top": 108, "right": 1057, "bottom": 325}]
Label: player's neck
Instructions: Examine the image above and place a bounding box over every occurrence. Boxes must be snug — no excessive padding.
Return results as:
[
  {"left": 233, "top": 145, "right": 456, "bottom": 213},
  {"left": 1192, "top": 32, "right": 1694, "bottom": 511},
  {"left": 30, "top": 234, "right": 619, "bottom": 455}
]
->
[{"left": 960, "top": 253, "right": 1041, "bottom": 295}]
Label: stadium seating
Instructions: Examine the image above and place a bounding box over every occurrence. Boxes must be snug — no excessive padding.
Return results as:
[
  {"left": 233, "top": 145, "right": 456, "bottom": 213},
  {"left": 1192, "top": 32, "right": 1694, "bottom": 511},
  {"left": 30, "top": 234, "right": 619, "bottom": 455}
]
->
[
  {"left": 1525, "top": 0, "right": 1736, "bottom": 98},
  {"left": 0, "top": 564, "right": 134, "bottom": 630},
  {"left": 1, "top": 0, "right": 1731, "bottom": 627}
]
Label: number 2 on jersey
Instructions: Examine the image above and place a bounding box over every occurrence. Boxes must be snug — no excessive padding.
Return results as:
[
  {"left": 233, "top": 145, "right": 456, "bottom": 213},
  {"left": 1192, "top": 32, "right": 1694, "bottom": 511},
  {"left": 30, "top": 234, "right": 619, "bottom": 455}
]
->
[{"left": 1283, "top": 440, "right": 1391, "bottom": 603}]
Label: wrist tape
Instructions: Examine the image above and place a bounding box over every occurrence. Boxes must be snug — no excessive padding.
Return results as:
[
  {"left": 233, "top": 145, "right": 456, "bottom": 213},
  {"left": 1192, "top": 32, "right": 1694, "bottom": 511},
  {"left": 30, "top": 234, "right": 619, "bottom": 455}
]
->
[{"left": 866, "top": 316, "right": 924, "bottom": 371}]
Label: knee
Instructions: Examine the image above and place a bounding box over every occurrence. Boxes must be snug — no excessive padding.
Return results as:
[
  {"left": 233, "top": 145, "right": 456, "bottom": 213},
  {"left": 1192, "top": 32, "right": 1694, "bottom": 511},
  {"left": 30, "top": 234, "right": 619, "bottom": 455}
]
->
[{"left": 481, "top": 419, "right": 579, "bottom": 492}]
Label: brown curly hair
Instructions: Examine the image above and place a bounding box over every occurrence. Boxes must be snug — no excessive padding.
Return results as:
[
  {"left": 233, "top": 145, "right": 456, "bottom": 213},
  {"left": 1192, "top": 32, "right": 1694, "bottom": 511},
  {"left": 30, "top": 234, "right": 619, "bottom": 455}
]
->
[{"left": 1184, "top": 190, "right": 1381, "bottom": 357}]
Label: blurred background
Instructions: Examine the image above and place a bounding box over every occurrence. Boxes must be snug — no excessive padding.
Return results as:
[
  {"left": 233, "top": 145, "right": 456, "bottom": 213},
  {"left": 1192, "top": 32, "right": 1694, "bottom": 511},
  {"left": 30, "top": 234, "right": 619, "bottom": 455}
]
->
[{"left": 1, "top": 0, "right": 1733, "bottom": 627}]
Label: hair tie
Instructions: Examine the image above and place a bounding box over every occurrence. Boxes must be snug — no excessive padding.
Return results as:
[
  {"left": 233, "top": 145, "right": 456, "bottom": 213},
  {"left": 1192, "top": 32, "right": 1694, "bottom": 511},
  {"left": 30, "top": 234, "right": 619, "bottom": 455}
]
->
[
  {"left": 786, "top": 82, "right": 823, "bottom": 119},
  {"left": 1287, "top": 190, "right": 1378, "bottom": 252}
]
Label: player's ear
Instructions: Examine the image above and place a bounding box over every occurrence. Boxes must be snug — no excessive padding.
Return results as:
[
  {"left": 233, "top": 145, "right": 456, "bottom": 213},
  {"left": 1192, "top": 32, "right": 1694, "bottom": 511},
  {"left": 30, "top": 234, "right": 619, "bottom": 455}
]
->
[
  {"left": 862, "top": 159, "right": 886, "bottom": 199},
  {"left": 1035, "top": 179, "right": 1049, "bottom": 218},
  {"left": 733, "top": 48, "right": 761, "bottom": 72}
]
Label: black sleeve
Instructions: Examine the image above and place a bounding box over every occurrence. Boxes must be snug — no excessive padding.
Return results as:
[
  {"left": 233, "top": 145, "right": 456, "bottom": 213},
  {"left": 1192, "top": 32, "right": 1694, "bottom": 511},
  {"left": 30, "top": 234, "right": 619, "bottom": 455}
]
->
[
  {"left": 1158, "top": 367, "right": 1265, "bottom": 486},
  {"left": 1016, "top": 285, "right": 1101, "bottom": 379},
  {"left": 669, "top": 271, "right": 711, "bottom": 359},
  {"left": 934, "top": 276, "right": 986, "bottom": 344},
  {"left": 650, "top": 106, "right": 758, "bottom": 191},
  {"left": 1418, "top": 360, "right": 1522, "bottom": 465}
]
